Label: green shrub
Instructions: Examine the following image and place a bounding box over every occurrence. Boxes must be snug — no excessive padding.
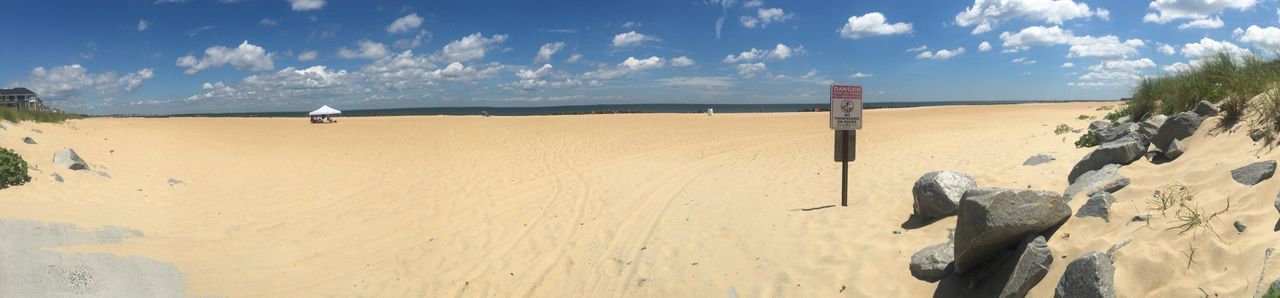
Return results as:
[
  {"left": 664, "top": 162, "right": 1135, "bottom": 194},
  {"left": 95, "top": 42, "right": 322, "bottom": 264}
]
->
[
  {"left": 1075, "top": 131, "right": 1100, "bottom": 148},
  {"left": 1054, "top": 124, "right": 1072, "bottom": 135},
  {"left": 1128, "top": 78, "right": 1162, "bottom": 121},
  {"left": 1104, "top": 104, "right": 1130, "bottom": 121},
  {"left": 1077, "top": 114, "right": 1095, "bottom": 120},
  {"left": 0, "top": 147, "right": 30, "bottom": 188}
]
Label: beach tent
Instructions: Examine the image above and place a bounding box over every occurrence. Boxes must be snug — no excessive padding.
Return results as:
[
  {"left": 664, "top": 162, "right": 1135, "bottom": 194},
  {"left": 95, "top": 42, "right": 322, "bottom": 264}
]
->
[{"left": 309, "top": 105, "right": 341, "bottom": 123}]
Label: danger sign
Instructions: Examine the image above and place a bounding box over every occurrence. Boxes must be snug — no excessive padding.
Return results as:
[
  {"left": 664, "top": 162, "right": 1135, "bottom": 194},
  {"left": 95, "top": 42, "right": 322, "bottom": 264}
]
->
[{"left": 830, "top": 84, "right": 863, "bottom": 130}]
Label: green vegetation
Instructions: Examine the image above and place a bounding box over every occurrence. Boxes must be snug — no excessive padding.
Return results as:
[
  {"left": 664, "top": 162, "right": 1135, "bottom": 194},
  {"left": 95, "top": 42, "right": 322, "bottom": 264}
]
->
[
  {"left": 1119, "top": 52, "right": 1280, "bottom": 143},
  {"left": 1054, "top": 124, "right": 1072, "bottom": 135},
  {"left": 0, "top": 107, "right": 83, "bottom": 123},
  {"left": 1095, "top": 106, "right": 1113, "bottom": 111},
  {"left": 1103, "top": 104, "right": 1130, "bottom": 121},
  {"left": 0, "top": 147, "right": 30, "bottom": 189},
  {"left": 1148, "top": 184, "right": 1193, "bottom": 216},
  {"left": 1074, "top": 131, "right": 1099, "bottom": 148},
  {"left": 1077, "top": 114, "right": 1095, "bottom": 120}
]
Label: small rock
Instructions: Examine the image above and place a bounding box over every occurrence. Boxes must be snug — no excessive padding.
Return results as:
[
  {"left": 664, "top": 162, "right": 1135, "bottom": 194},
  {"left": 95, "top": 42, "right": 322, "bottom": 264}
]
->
[
  {"left": 909, "top": 240, "right": 954, "bottom": 282},
  {"left": 1234, "top": 220, "right": 1246, "bottom": 233},
  {"left": 1067, "top": 138, "right": 1147, "bottom": 184},
  {"left": 50, "top": 173, "right": 63, "bottom": 183},
  {"left": 1054, "top": 251, "right": 1116, "bottom": 298},
  {"left": 1164, "top": 138, "right": 1185, "bottom": 160},
  {"left": 1023, "top": 154, "right": 1056, "bottom": 166},
  {"left": 1064, "top": 164, "right": 1129, "bottom": 201},
  {"left": 1275, "top": 192, "right": 1280, "bottom": 214},
  {"left": 1230, "top": 160, "right": 1277, "bottom": 186},
  {"left": 22, "top": 136, "right": 36, "bottom": 144},
  {"left": 1130, "top": 214, "right": 1151, "bottom": 222},
  {"left": 1193, "top": 100, "right": 1219, "bottom": 117},
  {"left": 1076, "top": 192, "right": 1116, "bottom": 222},
  {"left": 166, "top": 178, "right": 183, "bottom": 187},
  {"left": 954, "top": 188, "right": 1071, "bottom": 273},
  {"left": 912, "top": 171, "right": 977, "bottom": 220},
  {"left": 1251, "top": 129, "right": 1269, "bottom": 142},
  {"left": 52, "top": 148, "right": 88, "bottom": 170}
]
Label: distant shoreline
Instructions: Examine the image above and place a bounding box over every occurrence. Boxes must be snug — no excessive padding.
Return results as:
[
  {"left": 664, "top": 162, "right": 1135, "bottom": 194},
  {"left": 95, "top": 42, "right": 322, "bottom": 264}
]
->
[{"left": 122, "top": 100, "right": 1120, "bottom": 118}]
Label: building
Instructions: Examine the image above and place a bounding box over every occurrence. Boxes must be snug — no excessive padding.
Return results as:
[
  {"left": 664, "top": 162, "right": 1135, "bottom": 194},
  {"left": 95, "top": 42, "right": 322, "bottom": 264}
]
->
[{"left": 0, "top": 88, "right": 44, "bottom": 110}]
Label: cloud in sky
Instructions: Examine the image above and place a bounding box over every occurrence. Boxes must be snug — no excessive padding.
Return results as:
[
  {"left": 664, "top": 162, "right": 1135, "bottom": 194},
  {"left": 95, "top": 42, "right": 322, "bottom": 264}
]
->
[
  {"left": 839, "top": 12, "right": 912, "bottom": 39},
  {"left": 175, "top": 41, "right": 275, "bottom": 75}
]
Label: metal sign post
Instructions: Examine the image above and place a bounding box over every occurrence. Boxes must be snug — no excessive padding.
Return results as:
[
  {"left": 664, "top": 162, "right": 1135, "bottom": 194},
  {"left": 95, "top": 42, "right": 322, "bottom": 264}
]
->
[{"left": 830, "top": 84, "right": 862, "bottom": 207}]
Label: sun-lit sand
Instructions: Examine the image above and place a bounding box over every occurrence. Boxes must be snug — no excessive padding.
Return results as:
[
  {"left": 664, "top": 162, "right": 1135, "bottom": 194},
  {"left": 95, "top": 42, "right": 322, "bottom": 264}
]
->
[{"left": 1, "top": 101, "right": 1277, "bottom": 297}]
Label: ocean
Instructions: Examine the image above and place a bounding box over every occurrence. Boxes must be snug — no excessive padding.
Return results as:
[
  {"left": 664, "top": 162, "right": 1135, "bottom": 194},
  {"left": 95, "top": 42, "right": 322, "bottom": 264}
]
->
[{"left": 156, "top": 100, "right": 1111, "bottom": 117}]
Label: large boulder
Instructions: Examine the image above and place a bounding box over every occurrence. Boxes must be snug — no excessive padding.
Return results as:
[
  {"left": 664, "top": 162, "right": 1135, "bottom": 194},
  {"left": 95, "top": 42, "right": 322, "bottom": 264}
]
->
[
  {"left": 912, "top": 171, "right": 977, "bottom": 220},
  {"left": 1137, "top": 114, "right": 1167, "bottom": 139},
  {"left": 1193, "top": 100, "right": 1219, "bottom": 117},
  {"left": 52, "top": 148, "right": 88, "bottom": 171},
  {"left": 1054, "top": 251, "right": 1116, "bottom": 298},
  {"left": 1230, "top": 160, "right": 1276, "bottom": 186},
  {"left": 1023, "top": 154, "right": 1055, "bottom": 166},
  {"left": 1151, "top": 112, "right": 1205, "bottom": 152},
  {"left": 1076, "top": 192, "right": 1117, "bottom": 222},
  {"left": 954, "top": 188, "right": 1071, "bottom": 273},
  {"left": 909, "top": 236, "right": 955, "bottom": 282},
  {"left": 1095, "top": 123, "right": 1140, "bottom": 144},
  {"left": 1064, "top": 164, "right": 1129, "bottom": 201},
  {"left": 997, "top": 236, "right": 1054, "bottom": 298},
  {"left": 1087, "top": 121, "right": 1111, "bottom": 133},
  {"left": 1067, "top": 138, "right": 1147, "bottom": 184}
]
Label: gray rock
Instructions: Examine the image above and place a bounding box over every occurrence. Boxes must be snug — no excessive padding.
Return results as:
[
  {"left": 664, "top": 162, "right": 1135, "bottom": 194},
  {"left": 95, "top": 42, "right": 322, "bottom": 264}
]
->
[
  {"left": 909, "top": 240, "right": 954, "bottom": 282},
  {"left": 1115, "top": 116, "right": 1132, "bottom": 124},
  {"left": 1151, "top": 112, "right": 1205, "bottom": 152},
  {"left": 954, "top": 188, "right": 1071, "bottom": 273},
  {"left": 1131, "top": 214, "right": 1151, "bottom": 222},
  {"left": 998, "top": 236, "right": 1054, "bottom": 298},
  {"left": 1164, "top": 138, "right": 1185, "bottom": 160},
  {"left": 912, "top": 171, "right": 977, "bottom": 220},
  {"left": 166, "top": 178, "right": 183, "bottom": 187},
  {"left": 21, "top": 137, "right": 35, "bottom": 144},
  {"left": 1023, "top": 154, "right": 1056, "bottom": 166},
  {"left": 1088, "top": 121, "right": 1111, "bottom": 132},
  {"left": 1064, "top": 164, "right": 1129, "bottom": 201},
  {"left": 1234, "top": 220, "right": 1246, "bottom": 233},
  {"left": 1194, "top": 100, "right": 1219, "bottom": 117},
  {"left": 1054, "top": 251, "right": 1116, "bottom": 298},
  {"left": 1096, "top": 123, "right": 1140, "bottom": 144},
  {"left": 1076, "top": 192, "right": 1117, "bottom": 222},
  {"left": 1275, "top": 192, "right": 1280, "bottom": 214},
  {"left": 52, "top": 148, "right": 88, "bottom": 171},
  {"left": 1067, "top": 138, "right": 1147, "bottom": 184},
  {"left": 1230, "top": 160, "right": 1276, "bottom": 186},
  {"left": 1137, "top": 114, "right": 1167, "bottom": 139},
  {"left": 1144, "top": 114, "right": 1168, "bottom": 127},
  {"left": 1251, "top": 129, "right": 1269, "bottom": 142},
  {"left": 50, "top": 173, "right": 62, "bottom": 183}
]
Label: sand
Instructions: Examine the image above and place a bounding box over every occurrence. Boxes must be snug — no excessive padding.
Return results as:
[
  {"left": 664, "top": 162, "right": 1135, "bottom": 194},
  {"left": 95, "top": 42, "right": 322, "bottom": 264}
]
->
[{"left": 0, "top": 102, "right": 1276, "bottom": 297}]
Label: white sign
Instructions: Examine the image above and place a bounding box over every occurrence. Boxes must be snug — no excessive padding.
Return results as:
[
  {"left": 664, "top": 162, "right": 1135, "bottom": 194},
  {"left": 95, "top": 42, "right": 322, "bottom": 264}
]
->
[{"left": 829, "top": 84, "right": 863, "bottom": 130}]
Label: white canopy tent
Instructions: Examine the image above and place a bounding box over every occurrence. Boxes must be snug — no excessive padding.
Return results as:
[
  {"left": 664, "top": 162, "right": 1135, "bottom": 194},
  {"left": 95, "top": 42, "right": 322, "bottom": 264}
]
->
[{"left": 309, "top": 105, "right": 341, "bottom": 123}]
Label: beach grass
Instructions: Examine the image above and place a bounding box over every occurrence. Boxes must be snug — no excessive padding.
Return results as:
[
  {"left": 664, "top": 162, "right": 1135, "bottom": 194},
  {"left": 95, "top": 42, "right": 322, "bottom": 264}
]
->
[{"left": 0, "top": 107, "right": 84, "bottom": 123}]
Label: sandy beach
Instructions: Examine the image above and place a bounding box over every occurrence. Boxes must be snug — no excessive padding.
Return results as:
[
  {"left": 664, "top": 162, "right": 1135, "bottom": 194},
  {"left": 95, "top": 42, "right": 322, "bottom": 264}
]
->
[{"left": 1, "top": 101, "right": 1276, "bottom": 297}]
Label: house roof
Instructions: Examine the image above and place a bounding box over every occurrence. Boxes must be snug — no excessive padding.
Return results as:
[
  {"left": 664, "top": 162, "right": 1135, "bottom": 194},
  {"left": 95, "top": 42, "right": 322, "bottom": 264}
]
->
[{"left": 0, "top": 88, "right": 36, "bottom": 95}]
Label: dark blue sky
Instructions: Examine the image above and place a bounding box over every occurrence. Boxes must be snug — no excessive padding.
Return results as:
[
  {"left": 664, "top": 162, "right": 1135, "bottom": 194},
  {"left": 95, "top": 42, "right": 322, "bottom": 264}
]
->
[{"left": 1, "top": 0, "right": 1275, "bottom": 114}]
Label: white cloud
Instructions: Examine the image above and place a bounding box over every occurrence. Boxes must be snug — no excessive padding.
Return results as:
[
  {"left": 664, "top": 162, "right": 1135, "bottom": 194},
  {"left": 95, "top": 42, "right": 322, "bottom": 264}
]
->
[
  {"left": 505, "top": 64, "right": 583, "bottom": 91},
  {"left": 1061, "top": 62, "right": 1075, "bottom": 68},
  {"left": 1012, "top": 57, "right": 1037, "bottom": 64},
  {"left": 1157, "top": 43, "right": 1177, "bottom": 55},
  {"left": 1176, "top": 16, "right": 1223, "bottom": 29},
  {"left": 137, "top": 20, "right": 149, "bottom": 31},
  {"left": 743, "top": 0, "right": 763, "bottom": 8},
  {"left": 176, "top": 41, "right": 275, "bottom": 75},
  {"left": 916, "top": 47, "right": 966, "bottom": 60},
  {"left": 582, "top": 56, "right": 667, "bottom": 80},
  {"left": 387, "top": 13, "right": 424, "bottom": 33},
  {"left": 11, "top": 64, "right": 155, "bottom": 101},
  {"left": 393, "top": 30, "right": 431, "bottom": 49},
  {"left": 906, "top": 45, "right": 929, "bottom": 52},
  {"left": 288, "top": 0, "right": 325, "bottom": 11},
  {"left": 534, "top": 42, "right": 565, "bottom": 63},
  {"left": 1073, "top": 58, "right": 1156, "bottom": 87},
  {"left": 1238, "top": 25, "right": 1280, "bottom": 52},
  {"left": 736, "top": 62, "right": 767, "bottom": 78},
  {"left": 849, "top": 72, "right": 872, "bottom": 78},
  {"left": 612, "top": 31, "right": 658, "bottom": 48},
  {"left": 438, "top": 33, "right": 508, "bottom": 63},
  {"left": 999, "top": 26, "right": 1143, "bottom": 58},
  {"left": 723, "top": 43, "right": 803, "bottom": 63},
  {"left": 186, "top": 65, "right": 356, "bottom": 102},
  {"left": 1143, "top": 0, "right": 1255, "bottom": 24},
  {"left": 297, "top": 50, "right": 318, "bottom": 62},
  {"left": 1181, "top": 37, "right": 1251, "bottom": 58},
  {"left": 338, "top": 40, "right": 390, "bottom": 60},
  {"left": 740, "top": 8, "right": 794, "bottom": 29},
  {"left": 659, "top": 76, "right": 734, "bottom": 89},
  {"left": 955, "top": 0, "right": 1108, "bottom": 34},
  {"left": 1089, "top": 58, "right": 1156, "bottom": 71},
  {"left": 260, "top": 18, "right": 278, "bottom": 27},
  {"left": 670, "top": 56, "right": 696, "bottom": 67},
  {"left": 839, "top": 12, "right": 912, "bottom": 39},
  {"left": 1163, "top": 62, "right": 1194, "bottom": 72},
  {"left": 566, "top": 53, "right": 583, "bottom": 63},
  {"left": 978, "top": 41, "right": 992, "bottom": 52}
]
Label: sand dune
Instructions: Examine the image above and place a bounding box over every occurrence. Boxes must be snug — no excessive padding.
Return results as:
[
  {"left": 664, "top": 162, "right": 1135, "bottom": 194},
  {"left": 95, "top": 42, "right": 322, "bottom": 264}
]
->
[{"left": 0, "top": 102, "right": 1276, "bottom": 297}]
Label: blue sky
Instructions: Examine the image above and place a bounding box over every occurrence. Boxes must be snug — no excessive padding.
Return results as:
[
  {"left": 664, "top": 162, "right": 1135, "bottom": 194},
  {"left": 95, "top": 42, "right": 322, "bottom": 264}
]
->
[{"left": 2, "top": 0, "right": 1278, "bottom": 114}]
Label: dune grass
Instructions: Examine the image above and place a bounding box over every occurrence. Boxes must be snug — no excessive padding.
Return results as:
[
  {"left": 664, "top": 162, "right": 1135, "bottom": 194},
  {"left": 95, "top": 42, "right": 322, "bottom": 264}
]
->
[{"left": 0, "top": 107, "right": 83, "bottom": 123}]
